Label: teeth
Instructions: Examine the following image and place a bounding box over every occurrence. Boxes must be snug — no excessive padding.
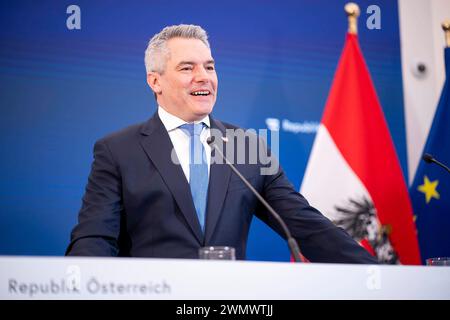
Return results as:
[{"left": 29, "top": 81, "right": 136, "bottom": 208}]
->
[{"left": 191, "top": 91, "right": 210, "bottom": 96}]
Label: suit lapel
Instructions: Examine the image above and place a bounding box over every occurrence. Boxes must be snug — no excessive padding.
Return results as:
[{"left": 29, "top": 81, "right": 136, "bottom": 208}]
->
[
  {"left": 139, "top": 113, "right": 204, "bottom": 244},
  {"left": 204, "top": 118, "right": 232, "bottom": 244}
]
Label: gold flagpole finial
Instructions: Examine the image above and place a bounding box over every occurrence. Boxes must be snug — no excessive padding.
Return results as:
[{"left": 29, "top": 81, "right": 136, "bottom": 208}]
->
[
  {"left": 442, "top": 20, "right": 450, "bottom": 47},
  {"left": 345, "top": 3, "right": 360, "bottom": 35}
]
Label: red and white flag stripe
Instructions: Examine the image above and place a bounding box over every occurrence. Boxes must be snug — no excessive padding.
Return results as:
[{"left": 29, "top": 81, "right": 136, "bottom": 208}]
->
[{"left": 300, "top": 34, "right": 421, "bottom": 264}]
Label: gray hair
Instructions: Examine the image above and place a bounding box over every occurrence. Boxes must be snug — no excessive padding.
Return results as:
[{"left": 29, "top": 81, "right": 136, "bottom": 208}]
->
[{"left": 144, "top": 24, "right": 210, "bottom": 74}]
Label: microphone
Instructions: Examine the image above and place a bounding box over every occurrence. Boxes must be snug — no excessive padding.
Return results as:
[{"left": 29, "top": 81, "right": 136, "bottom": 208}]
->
[
  {"left": 422, "top": 153, "right": 450, "bottom": 174},
  {"left": 207, "top": 136, "right": 303, "bottom": 262}
]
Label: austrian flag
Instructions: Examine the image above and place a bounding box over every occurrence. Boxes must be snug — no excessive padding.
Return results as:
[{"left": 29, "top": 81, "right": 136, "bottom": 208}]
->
[{"left": 300, "top": 34, "right": 421, "bottom": 264}]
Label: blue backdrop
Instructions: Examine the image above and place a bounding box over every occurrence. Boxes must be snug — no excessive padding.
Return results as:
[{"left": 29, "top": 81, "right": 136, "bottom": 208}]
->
[{"left": 0, "top": 0, "right": 406, "bottom": 261}]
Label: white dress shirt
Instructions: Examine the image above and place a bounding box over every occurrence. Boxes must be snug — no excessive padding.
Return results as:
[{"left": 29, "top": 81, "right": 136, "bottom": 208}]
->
[{"left": 158, "top": 106, "right": 211, "bottom": 182}]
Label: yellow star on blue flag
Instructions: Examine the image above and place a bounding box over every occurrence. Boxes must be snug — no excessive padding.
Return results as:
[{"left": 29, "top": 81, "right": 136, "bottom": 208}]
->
[{"left": 417, "top": 176, "right": 440, "bottom": 204}]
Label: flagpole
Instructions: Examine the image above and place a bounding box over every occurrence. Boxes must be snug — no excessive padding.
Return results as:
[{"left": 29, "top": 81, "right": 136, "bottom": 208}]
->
[
  {"left": 442, "top": 20, "right": 450, "bottom": 47},
  {"left": 345, "top": 2, "right": 360, "bottom": 35}
]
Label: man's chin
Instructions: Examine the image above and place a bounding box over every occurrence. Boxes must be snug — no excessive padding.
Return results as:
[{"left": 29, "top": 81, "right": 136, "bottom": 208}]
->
[{"left": 192, "top": 104, "right": 214, "bottom": 117}]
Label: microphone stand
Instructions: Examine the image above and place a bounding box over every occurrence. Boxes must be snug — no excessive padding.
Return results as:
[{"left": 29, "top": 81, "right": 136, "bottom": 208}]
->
[
  {"left": 208, "top": 137, "right": 303, "bottom": 262},
  {"left": 423, "top": 153, "right": 450, "bottom": 174}
]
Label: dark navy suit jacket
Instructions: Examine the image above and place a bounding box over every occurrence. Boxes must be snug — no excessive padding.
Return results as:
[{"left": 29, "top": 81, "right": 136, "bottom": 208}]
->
[{"left": 66, "top": 112, "right": 377, "bottom": 263}]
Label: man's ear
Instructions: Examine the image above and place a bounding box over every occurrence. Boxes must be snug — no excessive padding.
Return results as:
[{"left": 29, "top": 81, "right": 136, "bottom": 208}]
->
[{"left": 147, "top": 72, "right": 162, "bottom": 94}]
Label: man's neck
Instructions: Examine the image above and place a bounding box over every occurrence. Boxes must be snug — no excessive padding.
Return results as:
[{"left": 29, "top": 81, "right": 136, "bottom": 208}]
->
[{"left": 158, "top": 106, "right": 210, "bottom": 131}]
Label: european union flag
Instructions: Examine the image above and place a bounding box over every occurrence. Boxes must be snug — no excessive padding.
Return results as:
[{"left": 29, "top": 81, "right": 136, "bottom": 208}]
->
[{"left": 410, "top": 47, "right": 450, "bottom": 263}]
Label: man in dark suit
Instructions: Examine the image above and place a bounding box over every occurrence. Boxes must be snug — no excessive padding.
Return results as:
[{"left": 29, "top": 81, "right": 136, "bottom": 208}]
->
[{"left": 66, "top": 24, "right": 377, "bottom": 263}]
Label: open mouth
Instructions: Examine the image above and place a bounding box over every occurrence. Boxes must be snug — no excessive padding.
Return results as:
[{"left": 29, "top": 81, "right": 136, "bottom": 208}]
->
[{"left": 190, "top": 90, "right": 211, "bottom": 97}]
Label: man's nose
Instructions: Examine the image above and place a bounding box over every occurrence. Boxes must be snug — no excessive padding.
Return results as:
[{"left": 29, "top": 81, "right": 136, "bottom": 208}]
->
[{"left": 193, "top": 66, "right": 209, "bottom": 82}]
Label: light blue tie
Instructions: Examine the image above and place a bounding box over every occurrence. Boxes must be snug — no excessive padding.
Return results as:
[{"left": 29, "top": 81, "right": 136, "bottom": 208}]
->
[{"left": 180, "top": 123, "right": 209, "bottom": 232}]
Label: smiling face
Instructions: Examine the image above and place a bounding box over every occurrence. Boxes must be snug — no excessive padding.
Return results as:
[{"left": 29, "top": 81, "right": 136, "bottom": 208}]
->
[{"left": 147, "top": 37, "right": 218, "bottom": 122}]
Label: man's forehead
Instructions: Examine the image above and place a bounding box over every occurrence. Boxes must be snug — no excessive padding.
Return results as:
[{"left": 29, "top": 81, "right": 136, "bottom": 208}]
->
[{"left": 166, "top": 38, "right": 212, "bottom": 59}]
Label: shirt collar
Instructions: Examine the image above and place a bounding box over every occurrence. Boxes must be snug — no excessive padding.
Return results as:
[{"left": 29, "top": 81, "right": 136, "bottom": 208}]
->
[{"left": 158, "top": 106, "right": 210, "bottom": 132}]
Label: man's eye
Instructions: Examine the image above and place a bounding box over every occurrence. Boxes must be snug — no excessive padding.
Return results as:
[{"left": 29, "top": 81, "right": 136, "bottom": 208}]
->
[
  {"left": 206, "top": 66, "right": 215, "bottom": 71},
  {"left": 180, "top": 67, "right": 192, "bottom": 71}
]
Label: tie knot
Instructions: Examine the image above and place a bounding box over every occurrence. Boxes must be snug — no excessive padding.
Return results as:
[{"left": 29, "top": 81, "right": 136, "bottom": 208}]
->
[{"left": 180, "top": 123, "right": 204, "bottom": 136}]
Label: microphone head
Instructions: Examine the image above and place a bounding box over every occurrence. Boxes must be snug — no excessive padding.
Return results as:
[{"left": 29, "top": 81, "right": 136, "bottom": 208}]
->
[
  {"left": 207, "top": 136, "right": 228, "bottom": 145},
  {"left": 206, "top": 136, "right": 215, "bottom": 145},
  {"left": 423, "top": 153, "right": 434, "bottom": 163}
]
